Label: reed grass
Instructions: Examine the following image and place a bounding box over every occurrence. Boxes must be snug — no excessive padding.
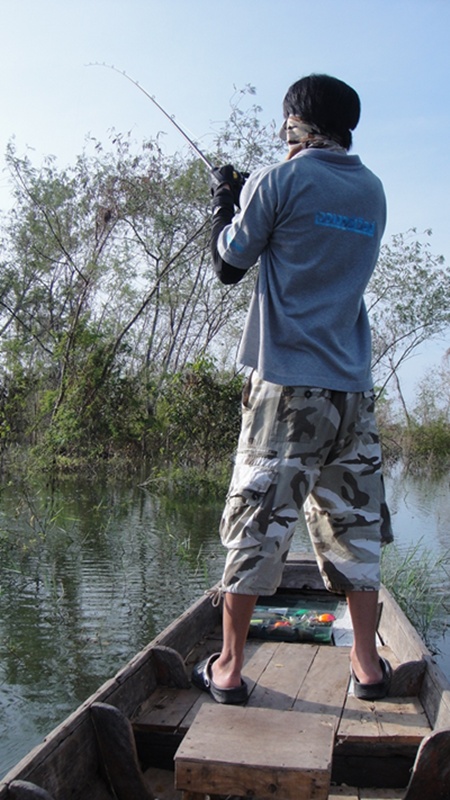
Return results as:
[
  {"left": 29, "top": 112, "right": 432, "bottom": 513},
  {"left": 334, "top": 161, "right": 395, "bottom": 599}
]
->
[{"left": 381, "top": 540, "right": 450, "bottom": 652}]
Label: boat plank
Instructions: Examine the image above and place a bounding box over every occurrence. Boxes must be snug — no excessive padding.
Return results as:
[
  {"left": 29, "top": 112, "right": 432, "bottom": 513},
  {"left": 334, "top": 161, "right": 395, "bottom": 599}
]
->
[
  {"left": 6, "top": 781, "right": 57, "bottom": 800},
  {"left": 375, "top": 698, "right": 430, "bottom": 744},
  {"left": 247, "top": 641, "right": 318, "bottom": 709},
  {"left": 1, "top": 714, "right": 112, "bottom": 800},
  {"left": 328, "top": 788, "right": 405, "bottom": 799},
  {"left": 90, "top": 702, "right": 153, "bottom": 800},
  {"left": 134, "top": 687, "right": 199, "bottom": 732},
  {"left": 419, "top": 661, "right": 450, "bottom": 729},
  {"left": 279, "top": 554, "right": 330, "bottom": 592},
  {"left": 293, "top": 645, "right": 350, "bottom": 724},
  {"left": 337, "top": 692, "right": 430, "bottom": 747},
  {"left": 377, "top": 588, "right": 429, "bottom": 664},
  {"left": 338, "top": 693, "right": 382, "bottom": 741}
]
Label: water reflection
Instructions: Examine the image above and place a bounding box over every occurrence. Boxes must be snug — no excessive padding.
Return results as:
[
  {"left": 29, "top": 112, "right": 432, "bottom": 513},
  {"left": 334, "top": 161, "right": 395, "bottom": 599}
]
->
[
  {"left": 0, "top": 469, "right": 449, "bottom": 778},
  {"left": 385, "top": 463, "right": 450, "bottom": 554}
]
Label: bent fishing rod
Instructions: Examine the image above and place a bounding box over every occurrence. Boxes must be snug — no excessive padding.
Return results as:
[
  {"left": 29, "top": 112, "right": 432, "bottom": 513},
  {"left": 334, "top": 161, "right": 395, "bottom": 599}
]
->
[{"left": 88, "top": 62, "right": 214, "bottom": 170}]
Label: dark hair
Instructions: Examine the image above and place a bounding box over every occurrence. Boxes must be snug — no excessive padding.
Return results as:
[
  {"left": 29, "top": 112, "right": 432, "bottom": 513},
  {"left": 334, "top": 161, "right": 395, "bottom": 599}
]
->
[{"left": 282, "top": 74, "right": 361, "bottom": 150}]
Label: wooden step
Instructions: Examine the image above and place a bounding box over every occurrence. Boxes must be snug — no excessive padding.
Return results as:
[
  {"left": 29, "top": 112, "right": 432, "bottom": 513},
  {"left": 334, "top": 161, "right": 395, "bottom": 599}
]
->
[{"left": 175, "top": 704, "right": 336, "bottom": 800}]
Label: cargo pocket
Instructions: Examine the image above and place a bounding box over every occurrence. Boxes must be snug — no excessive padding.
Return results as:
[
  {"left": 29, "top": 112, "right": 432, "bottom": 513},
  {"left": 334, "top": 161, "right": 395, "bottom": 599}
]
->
[{"left": 220, "top": 462, "right": 277, "bottom": 550}]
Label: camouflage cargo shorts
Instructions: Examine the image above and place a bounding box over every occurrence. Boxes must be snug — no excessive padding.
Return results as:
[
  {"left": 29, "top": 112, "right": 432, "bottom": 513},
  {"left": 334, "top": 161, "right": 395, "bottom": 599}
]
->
[{"left": 220, "top": 371, "right": 393, "bottom": 596}]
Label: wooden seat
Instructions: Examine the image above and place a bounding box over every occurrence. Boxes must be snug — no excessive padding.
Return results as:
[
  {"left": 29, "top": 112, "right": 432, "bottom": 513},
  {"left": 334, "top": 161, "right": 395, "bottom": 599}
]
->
[{"left": 175, "top": 704, "right": 336, "bottom": 800}]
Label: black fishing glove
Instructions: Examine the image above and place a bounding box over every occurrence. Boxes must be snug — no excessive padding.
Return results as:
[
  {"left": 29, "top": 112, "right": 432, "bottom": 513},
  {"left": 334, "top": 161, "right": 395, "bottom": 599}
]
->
[{"left": 209, "top": 164, "right": 249, "bottom": 208}]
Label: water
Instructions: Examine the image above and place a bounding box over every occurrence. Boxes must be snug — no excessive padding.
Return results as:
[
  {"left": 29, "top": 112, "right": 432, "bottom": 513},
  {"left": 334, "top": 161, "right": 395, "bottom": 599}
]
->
[{"left": 0, "top": 468, "right": 449, "bottom": 778}]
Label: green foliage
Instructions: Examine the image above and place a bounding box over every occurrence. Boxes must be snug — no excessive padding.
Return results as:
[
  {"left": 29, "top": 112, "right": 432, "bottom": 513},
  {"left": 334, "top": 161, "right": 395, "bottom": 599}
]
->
[
  {"left": 378, "top": 354, "right": 450, "bottom": 470},
  {"left": 402, "top": 419, "right": 450, "bottom": 469},
  {"left": 153, "top": 357, "right": 243, "bottom": 471}
]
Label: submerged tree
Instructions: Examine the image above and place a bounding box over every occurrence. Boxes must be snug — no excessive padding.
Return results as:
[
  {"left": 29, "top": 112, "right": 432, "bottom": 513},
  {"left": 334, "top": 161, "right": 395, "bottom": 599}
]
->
[
  {"left": 0, "top": 89, "right": 280, "bottom": 462},
  {"left": 367, "top": 229, "right": 450, "bottom": 421}
]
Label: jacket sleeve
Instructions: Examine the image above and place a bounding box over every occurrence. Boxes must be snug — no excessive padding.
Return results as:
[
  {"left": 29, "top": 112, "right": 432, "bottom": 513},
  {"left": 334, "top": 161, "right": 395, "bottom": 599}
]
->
[{"left": 210, "top": 187, "right": 248, "bottom": 285}]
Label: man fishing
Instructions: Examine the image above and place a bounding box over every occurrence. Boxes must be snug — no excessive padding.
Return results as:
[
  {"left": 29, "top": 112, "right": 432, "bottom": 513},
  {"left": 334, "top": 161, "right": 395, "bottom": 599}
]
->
[{"left": 192, "top": 73, "right": 394, "bottom": 704}]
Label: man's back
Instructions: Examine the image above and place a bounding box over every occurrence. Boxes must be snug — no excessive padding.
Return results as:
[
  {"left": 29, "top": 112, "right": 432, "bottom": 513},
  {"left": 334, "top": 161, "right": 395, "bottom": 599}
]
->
[{"left": 218, "top": 149, "right": 386, "bottom": 390}]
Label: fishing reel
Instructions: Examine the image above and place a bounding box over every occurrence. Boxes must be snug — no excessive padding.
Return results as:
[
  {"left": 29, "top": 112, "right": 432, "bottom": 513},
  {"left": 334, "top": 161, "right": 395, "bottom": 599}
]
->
[{"left": 209, "top": 164, "right": 249, "bottom": 207}]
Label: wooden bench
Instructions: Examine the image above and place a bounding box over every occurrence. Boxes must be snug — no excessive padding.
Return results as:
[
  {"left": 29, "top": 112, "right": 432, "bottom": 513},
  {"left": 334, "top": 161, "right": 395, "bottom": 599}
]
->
[{"left": 175, "top": 704, "right": 336, "bottom": 800}]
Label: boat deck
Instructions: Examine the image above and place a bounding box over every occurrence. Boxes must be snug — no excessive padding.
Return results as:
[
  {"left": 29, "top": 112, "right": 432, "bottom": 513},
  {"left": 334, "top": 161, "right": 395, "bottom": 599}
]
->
[{"left": 133, "top": 627, "right": 431, "bottom": 799}]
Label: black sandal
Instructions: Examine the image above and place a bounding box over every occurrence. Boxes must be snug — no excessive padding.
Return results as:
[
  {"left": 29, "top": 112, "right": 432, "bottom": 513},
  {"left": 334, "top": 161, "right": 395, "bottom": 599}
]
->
[
  {"left": 352, "top": 657, "right": 392, "bottom": 700},
  {"left": 191, "top": 653, "right": 248, "bottom": 705}
]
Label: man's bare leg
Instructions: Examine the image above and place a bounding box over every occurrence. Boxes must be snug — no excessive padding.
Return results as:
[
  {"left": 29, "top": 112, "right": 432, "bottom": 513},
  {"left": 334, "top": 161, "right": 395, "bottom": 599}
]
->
[
  {"left": 347, "top": 589, "right": 383, "bottom": 684},
  {"left": 211, "top": 593, "right": 258, "bottom": 689}
]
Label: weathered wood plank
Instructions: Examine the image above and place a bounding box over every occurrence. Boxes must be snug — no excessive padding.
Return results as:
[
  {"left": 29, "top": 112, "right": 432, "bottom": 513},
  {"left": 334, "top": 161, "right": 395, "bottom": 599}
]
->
[
  {"left": 330, "top": 790, "right": 406, "bottom": 799},
  {"left": 338, "top": 693, "right": 430, "bottom": 746},
  {"left": 280, "top": 553, "right": 329, "bottom": 592},
  {"left": 418, "top": 660, "right": 450, "bottom": 729},
  {"left": 293, "top": 645, "right": 350, "bottom": 726},
  {"left": 175, "top": 704, "right": 334, "bottom": 800},
  {"left": 377, "top": 588, "right": 429, "bottom": 664},
  {"left": 338, "top": 692, "right": 382, "bottom": 741},
  {"left": 375, "top": 698, "right": 430, "bottom": 744},
  {"left": 243, "top": 638, "right": 283, "bottom": 683},
  {"left": 149, "top": 646, "right": 190, "bottom": 689},
  {"left": 1, "top": 710, "right": 111, "bottom": 800},
  {"left": 133, "top": 686, "right": 199, "bottom": 733},
  {"left": 389, "top": 661, "right": 426, "bottom": 698},
  {"left": 247, "top": 642, "right": 318, "bottom": 710}
]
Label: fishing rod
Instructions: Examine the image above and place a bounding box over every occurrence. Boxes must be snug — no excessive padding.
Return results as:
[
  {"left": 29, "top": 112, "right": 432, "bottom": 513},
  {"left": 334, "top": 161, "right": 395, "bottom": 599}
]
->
[{"left": 89, "top": 62, "right": 214, "bottom": 170}]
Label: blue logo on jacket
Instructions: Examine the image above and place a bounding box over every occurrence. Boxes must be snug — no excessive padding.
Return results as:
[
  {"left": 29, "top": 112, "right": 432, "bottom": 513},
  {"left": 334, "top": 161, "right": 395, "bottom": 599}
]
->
[{"left": 315, "top": 211, "right": 375, "bottom": 237}]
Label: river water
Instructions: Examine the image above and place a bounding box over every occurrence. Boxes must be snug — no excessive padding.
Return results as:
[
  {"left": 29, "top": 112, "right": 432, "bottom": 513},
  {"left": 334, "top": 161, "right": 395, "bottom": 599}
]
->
[{"left": 0, "top": 466, "right": 449, "bottom": 778}]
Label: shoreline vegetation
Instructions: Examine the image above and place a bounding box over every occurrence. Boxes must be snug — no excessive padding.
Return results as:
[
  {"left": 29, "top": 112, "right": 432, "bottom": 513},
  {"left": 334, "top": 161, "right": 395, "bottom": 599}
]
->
[{"left": 1, "top": 352, "right": 449, "bottom": 488}]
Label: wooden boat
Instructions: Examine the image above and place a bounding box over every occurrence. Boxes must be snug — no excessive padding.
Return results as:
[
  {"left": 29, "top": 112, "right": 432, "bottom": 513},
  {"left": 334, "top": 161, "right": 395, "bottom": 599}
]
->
[{"left": 1, "top": 553, "right": 449, "bottom": 800}]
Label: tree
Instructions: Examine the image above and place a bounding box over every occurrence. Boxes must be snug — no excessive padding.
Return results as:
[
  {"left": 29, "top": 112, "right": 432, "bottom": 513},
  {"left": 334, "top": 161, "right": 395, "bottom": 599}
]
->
[
  {"left": 367, "top": 229, "right": 450, "bottom": 421},
  {"left": 0, "top": 89, "right": 280, "bottom": 463},
  {"left": 154, "top": 357, "right": 244, "bottom": 470}
]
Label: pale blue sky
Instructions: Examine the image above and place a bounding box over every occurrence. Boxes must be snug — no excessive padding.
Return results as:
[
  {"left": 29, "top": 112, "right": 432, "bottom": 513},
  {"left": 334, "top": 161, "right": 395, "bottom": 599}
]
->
[{"left": 1, "top": 0, "right": 449, "bottom": 397}]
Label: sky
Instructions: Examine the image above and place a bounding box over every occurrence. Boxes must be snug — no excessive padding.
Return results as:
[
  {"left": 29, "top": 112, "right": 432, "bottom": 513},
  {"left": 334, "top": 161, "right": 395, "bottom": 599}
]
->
[{"left": 1, "top": 0, "right": 449, "bottom": 401}]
